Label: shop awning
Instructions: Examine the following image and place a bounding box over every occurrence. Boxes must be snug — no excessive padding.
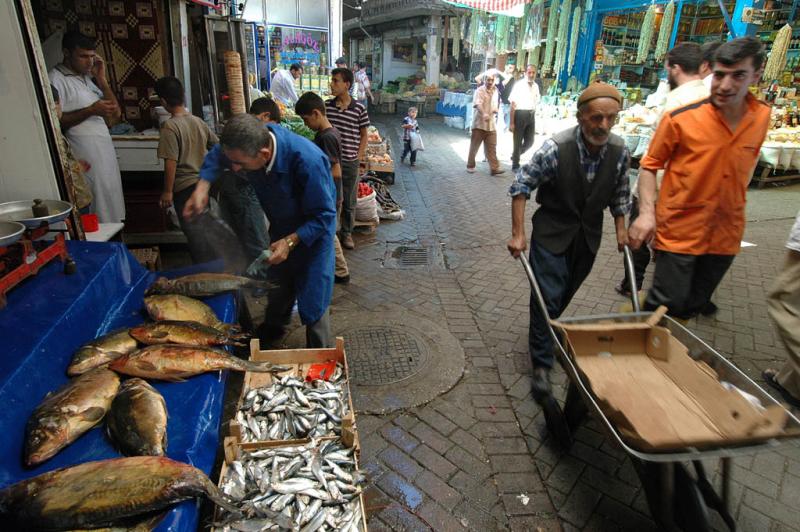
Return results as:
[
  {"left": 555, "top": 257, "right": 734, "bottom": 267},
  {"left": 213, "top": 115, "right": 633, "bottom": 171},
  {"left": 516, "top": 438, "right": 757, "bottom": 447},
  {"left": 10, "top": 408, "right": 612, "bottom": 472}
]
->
[{"left": 442, "top": 0, "right": 527, "bottom": 17}]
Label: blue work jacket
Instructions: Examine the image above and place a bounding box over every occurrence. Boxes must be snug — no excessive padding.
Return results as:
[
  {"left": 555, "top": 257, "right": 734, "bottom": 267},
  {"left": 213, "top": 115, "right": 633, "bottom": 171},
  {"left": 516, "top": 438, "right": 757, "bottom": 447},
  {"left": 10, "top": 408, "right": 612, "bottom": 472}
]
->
[{"left": 200, "top": 124, "right": 336, "bottom": 324}]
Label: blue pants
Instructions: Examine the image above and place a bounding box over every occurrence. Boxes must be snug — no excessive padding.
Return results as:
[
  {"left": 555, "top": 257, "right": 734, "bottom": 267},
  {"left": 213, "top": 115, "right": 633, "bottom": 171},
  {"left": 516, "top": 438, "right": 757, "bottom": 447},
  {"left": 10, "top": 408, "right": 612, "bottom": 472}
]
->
[
  {"left": 528, "top": 237, "right": 596, "bottom": 369},
  {"left": 401, "top": 140, "right": 417, "bottom": 164}
]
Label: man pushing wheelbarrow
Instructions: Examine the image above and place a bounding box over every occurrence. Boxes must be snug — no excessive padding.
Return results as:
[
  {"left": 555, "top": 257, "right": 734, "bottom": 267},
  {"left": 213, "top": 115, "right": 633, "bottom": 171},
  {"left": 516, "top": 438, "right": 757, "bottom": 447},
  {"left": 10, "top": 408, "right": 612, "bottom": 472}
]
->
[{"left": 507, "top": 81, "right": 631, "bottom": 401}]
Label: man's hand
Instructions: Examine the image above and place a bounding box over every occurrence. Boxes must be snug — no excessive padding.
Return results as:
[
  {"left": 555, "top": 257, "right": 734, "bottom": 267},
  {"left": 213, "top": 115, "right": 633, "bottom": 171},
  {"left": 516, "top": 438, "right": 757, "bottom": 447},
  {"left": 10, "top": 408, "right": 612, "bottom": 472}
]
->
[
  {"left": 91, "top": 55, "right": 107, "bottom": 81},
  {"left": 182, "top": 181, "right": 211, "bottom": 220},
  {"left": 629, "top": 212, "right": 656, "bottom": 250},
  {"left": 509, "top": 122, "right": 515, "bottom": 132},
  {"left": 90, "top": 99, "right": 118, "bottom": 118},
  {"left": 616, "top": 227, "right": 630, "bottom": 252},
  {"left": 507, "top": 233, "right": 527, "bottom": 258},
  {"left": 159, "top": 191, "right": 173, "bottom": 209},
  {"left": 268, "top": 238, "right": 291, "bottom": 265}
]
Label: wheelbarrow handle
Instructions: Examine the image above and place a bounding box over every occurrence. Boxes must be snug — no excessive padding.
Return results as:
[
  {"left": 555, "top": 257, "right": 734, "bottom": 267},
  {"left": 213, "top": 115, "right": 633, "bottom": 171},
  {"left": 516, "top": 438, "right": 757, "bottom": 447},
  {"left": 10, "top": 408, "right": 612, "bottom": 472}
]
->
[
  {"left": 623, "top": 245, "right": 641, "bottom": 313},
  {"left": 517, "top": 253, "right": 566, "bottom": 352}
]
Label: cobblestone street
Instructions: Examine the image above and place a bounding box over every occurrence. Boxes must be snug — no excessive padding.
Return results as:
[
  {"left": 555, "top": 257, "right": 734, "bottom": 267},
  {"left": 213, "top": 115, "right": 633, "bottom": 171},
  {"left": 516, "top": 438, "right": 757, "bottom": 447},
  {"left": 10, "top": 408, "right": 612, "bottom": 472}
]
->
[{"left": 292, "top": 115, "right": 800, "bottom": 531}]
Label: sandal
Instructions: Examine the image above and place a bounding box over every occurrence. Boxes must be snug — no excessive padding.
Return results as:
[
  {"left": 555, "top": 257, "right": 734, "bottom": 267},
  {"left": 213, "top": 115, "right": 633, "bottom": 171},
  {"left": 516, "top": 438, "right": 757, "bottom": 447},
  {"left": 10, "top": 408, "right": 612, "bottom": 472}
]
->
[{"left": 762, "top": 368, "right": 800, "bottom": 408}]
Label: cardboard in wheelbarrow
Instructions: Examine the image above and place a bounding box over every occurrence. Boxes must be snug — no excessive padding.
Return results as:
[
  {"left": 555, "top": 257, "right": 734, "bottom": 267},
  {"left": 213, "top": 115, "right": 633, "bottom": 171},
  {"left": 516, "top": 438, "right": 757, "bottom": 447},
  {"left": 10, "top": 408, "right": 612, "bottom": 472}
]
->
[{"left": 554, "top": 308, "right": 788, "bottom": 451}]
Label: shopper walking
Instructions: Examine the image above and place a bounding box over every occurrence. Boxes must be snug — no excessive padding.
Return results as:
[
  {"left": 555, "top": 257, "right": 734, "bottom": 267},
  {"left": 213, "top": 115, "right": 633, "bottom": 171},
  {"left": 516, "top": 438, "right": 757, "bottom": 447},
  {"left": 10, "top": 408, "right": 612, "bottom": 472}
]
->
[
  {"left": 326, "top": 68, "right": 369, "bottom": 250},
  {"left": 509, "top": 64, "right": 540, "bottom": 172},
  {"left": 467, "top": 74, "right": 504, "bottom": 176},
  {"left": 762, "top": 211, "right": 800, "bottom": 408},
  {"left": 629, "top": 37, "right": 770, "bottom": 319},
  {"left": 353, "top": 62, "right": 374, "bottom": 110},
  {"left": 507, "top": 82, "right": 630, "bottom": 399}
]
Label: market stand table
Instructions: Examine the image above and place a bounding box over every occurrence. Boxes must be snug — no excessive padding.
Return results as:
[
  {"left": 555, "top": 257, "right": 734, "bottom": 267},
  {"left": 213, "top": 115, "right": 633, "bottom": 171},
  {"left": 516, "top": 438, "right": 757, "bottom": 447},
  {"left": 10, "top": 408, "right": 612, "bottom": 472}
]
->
[{"left": 0, "top": 241, "right": 235, "bottom": 532}]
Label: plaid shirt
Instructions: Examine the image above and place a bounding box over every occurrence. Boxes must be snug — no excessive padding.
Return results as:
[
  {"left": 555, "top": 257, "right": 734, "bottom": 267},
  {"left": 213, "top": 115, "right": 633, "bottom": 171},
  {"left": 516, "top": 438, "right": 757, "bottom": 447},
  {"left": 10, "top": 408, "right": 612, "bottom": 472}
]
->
[{"left": 509, "top": 128, "right": 631, "bottom": 217}]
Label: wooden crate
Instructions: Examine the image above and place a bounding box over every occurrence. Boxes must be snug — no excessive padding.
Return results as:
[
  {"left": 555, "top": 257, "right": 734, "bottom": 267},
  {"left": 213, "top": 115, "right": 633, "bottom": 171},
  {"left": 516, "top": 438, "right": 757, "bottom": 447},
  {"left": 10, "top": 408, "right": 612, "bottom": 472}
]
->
[
  {"left": 215, "top": 435, "right": 368, "bottom": 531},
  {"left": 368, "top": 161, "right": 394, "bottom": 173},
  {"left": 128, "top": 246, "right": 161, "bottom": 271},
  {"left": 229, "top": 337, "right": 358, "bottom": 451}
]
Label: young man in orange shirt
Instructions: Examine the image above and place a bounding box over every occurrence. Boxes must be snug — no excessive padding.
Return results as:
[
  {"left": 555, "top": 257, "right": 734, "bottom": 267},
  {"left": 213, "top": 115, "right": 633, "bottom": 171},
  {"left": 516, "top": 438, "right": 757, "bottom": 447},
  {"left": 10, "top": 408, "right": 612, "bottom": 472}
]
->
[{"left": 629, "top": 37, "right": 770, "bottom": 319}]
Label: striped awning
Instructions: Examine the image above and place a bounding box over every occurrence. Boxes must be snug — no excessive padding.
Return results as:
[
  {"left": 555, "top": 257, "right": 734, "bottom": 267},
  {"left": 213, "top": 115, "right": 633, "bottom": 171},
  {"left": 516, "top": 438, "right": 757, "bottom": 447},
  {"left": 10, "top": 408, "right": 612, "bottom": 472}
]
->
[{"left": 441, "top": 0, "right": 527, "bottom": 17}]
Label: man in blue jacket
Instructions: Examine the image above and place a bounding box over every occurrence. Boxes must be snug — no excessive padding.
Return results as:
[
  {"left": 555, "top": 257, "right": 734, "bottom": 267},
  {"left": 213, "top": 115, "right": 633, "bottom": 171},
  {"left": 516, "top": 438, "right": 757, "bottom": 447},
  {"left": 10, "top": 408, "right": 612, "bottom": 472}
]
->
[{"left": 183, "top": 114, "right": 336, "bottom": 348}]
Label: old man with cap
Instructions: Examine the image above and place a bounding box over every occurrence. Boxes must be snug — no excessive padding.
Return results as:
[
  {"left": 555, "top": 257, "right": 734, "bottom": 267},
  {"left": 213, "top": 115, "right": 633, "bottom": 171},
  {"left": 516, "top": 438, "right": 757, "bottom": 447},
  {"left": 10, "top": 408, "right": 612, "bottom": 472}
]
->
[{"left": 507, "top": 81, "right": 631, "bottom": 400}]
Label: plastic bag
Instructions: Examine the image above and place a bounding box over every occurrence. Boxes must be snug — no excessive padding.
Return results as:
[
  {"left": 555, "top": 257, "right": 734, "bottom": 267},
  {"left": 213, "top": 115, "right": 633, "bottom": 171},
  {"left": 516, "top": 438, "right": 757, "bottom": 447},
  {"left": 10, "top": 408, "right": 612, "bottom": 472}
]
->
[
  {"left": 409, "top": 131, "right": 425, "bottom": 151},
  {"left": 355, "top": 190, "right": 378, "bottom": 222}
]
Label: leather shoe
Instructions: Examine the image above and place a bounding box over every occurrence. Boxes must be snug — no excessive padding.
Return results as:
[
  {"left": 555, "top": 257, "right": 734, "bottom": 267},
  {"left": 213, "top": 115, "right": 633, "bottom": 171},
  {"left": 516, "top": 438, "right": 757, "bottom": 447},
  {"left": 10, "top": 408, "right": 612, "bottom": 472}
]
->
[
  {"left": 334, "top": 274, "right": 350, "bottom": 284},
  {"left": 341, "top": 234, "right": 355, "bottom": 249},
  {"left": 700, "top": 301, "right": 718, "bottom": 316},
  {"left": 531, "top": 366, "right": 552, "bottom": 401},
  {"left": 491, "top": 169, "right": 506, "bottom": 176}
]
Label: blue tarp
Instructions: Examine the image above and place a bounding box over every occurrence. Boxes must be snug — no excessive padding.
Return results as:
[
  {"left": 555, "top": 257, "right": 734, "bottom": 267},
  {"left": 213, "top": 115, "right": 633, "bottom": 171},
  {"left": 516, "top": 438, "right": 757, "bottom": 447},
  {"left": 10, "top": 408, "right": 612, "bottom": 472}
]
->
[{"left": 0, "top": 241, "right": 235, "bottom": 531}]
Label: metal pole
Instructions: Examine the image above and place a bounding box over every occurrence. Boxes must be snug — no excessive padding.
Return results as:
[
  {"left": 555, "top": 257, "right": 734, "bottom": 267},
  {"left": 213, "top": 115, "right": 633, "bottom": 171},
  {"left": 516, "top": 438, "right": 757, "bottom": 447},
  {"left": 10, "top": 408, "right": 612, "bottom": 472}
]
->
[{"left": 623, "top": 245, "right": 641, "bottom": 313}]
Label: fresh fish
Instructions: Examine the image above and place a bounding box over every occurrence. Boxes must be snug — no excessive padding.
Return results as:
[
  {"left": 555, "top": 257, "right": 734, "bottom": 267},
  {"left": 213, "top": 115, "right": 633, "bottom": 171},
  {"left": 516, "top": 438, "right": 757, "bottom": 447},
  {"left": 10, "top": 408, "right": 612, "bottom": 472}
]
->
[
  {"left": 143, "top": 295, "right": 239, "bottom": 334},
  {"left": 107, "top": 378, "right": 168, "bottom": 456},
  {"left": 129, "top": 320, "right": 247, "bottom": 347},
  {"left": 145, "top": 273, "right": 268, "bottom": 297},
  {"left": 25, "top": 368, "right": 120, "bottom": 467},
  {"left": 67, "top": 328, "right": 138, "bottom": 376},
  {"left": 0, "top": 456, "right": 239, "bottom": 529},
  {"left": 109, "top": 345, "right": 289, "bottom": 381}
]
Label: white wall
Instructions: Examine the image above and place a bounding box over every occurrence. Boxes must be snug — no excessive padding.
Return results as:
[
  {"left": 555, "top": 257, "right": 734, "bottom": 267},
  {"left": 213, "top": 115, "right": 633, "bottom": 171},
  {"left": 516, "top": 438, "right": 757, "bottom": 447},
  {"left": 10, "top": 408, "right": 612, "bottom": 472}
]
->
[
  {"left": 0, "top": 1, "right": 60, "bottom": 203},
  {"left": 381, "top": 28, "right": 427, "bottom": 84},
  {"left": 329, "top": 0, "right": 342, "bottom": 66}
]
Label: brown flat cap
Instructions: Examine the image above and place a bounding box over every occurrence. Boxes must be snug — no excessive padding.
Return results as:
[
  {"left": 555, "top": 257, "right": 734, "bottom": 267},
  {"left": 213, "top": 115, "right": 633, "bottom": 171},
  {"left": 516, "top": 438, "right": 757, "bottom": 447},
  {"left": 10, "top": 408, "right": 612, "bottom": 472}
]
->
[{"left": 577, "top": 81, "right": 623, "bottom": 107}]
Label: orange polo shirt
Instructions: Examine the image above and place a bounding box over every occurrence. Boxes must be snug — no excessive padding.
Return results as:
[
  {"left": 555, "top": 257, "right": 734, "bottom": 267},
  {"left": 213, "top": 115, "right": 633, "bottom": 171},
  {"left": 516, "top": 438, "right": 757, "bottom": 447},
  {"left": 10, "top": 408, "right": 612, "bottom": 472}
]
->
[{"left": 640, "top": 94, "right": 770, "bottom": 255}]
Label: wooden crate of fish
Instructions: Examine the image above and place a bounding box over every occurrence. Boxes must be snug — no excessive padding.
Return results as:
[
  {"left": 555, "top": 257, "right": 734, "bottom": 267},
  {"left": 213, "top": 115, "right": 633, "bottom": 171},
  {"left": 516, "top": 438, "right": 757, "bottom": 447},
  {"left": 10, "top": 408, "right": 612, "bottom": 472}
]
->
[
  {"left": 230, "top": 337, "right": 358, "bottom": 450},
  {"left": 214, "top": 436, "right": 368, "bottom": 532}
]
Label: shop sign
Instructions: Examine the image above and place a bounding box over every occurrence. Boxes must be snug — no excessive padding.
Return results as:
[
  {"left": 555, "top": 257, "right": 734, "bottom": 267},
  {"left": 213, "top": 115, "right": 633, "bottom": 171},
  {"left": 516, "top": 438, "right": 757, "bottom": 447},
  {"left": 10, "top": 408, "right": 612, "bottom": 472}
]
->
[{"left": 282, "top": 31, "right": 320, "bottom": 53}]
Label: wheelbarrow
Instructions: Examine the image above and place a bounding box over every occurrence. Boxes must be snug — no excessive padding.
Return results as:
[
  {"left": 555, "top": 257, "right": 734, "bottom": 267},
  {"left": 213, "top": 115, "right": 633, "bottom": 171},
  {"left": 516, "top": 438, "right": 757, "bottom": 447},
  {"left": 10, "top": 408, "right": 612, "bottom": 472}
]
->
[{"left": 518, "top": 246, "right": 800, "bottom": 531}]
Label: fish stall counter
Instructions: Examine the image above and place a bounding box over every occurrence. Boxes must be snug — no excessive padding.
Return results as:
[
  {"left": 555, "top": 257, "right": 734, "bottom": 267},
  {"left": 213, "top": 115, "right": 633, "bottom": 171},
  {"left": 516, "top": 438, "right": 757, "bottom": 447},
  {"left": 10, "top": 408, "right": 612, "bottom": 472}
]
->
[{"left": 0, "top": 240, "right": 236, "bottom": 532}]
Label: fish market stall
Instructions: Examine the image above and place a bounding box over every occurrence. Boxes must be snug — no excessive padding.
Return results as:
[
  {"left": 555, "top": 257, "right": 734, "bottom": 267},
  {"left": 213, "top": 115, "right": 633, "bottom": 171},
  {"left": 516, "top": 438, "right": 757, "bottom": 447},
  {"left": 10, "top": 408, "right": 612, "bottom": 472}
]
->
[{"left": 0, "top": 241, "right": 236, "bottom": 531}]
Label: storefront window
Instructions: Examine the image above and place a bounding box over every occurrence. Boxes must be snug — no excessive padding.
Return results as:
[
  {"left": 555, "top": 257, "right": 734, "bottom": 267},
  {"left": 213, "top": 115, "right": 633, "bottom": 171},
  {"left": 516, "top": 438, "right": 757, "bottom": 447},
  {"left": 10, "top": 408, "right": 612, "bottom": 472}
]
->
[
  {"left": 269, "top": 26, "right": 328, "bottom": 68},
  {"left": 299, "top": 0, "right": 329, "bottom": 28},
  {"left": 268, "top": 2, "right": 297, "bottom": 25}
]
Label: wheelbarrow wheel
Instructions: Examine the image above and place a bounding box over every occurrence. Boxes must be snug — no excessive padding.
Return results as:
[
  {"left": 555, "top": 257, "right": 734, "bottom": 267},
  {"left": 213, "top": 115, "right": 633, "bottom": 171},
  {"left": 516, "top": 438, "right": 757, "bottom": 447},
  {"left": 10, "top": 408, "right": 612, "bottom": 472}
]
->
[{"left": 542, "top": 395, "right": 573, "bottom": 448}]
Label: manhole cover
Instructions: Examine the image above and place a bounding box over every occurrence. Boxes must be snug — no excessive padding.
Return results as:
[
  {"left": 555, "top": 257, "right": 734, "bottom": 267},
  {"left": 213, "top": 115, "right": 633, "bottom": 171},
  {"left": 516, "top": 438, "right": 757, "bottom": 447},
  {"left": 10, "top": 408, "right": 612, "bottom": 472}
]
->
[
  {"left": 383, "top": 244, "right": 446, "bottom": 270},
  {"left": 398, "top": 246, "right": 428, "bottom": 266},
  {"left": 343, "top": 326, "right": 430, "bottom": 386}
]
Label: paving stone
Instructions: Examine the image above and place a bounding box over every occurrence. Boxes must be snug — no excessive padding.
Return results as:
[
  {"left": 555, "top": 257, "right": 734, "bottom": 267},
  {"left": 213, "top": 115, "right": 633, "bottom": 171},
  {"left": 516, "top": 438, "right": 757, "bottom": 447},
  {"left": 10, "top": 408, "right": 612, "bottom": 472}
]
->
[
  {"left": 490, "top": 454, "right": 537, "bottom": 474},
  {"left": 558, "top": 481, "right": 602, "bottom": 528},
  {"left": 485, "top": 437, "right": 530, "bottom": 455},
  {"left": 445, "top": 445, "right": 493, "bottom": 480},
  {"left": 414, "top": 470, "right": 463, "bottom": 511},
  {"left": 361, "top": 432, "right": 389, "bottom": 461},
  {"left": 502, "top": 491, "right": 555, "bottom": 516},
  {"left": 392, "top": 414, "right": 419, "bottom": 432},
  {"left": 743, "top": 488, "right": 797, "bottom": 529},
  {"left": 432, "top": 401, "right": 478, "bottom": 430},
  {"left": 736, "top": 503, "right": 773, "bottom": 532},
  {"left": 449, "top": 428, "right": 486, "bottom": 460},
  {"left": 381, "top": 424, "right": 420, "bottom": 454},
  {"left": 477, "top": 422, "right": 524, "bottom": 438},
  {"left": 475, "top": 407, "right": 518, "bottom": 422},
  {"left": 579, "top": 465, "right": 639, "bottom": 505},
  {"left": 417, "top": 500, "right": 468, "bottom": 531},
  {"left": 416, "top": 406, "right": 458, "bottom": 436},
  {"left": 453, "top": 499, "right": 507, "bottom": 531},
  {"left": 379, "top": 445, "right": 423, "bottom": 481},
  {"left": 508, "top": 515, "right": 562, "bottom": 531},
  {"left": 448, "top": 469, "right": 500, "bottom": 509},
  {"left": 376, "top": 472, "right": 425, "bottom": 512},
  {"left": 731, "top": 464, "right": 780, "bottom": 499},
  {"left": 593, "top": 496, "right": 656, "bottom": 530},
  {"left": 409, "top": 421, "right": 453, "bottom": 455},
  {"left": 374, "top": 501, "right": 429, "bottom": 531},
  {"left": 568, "top": 440, "right": 620, "bottom": 476},
  {"left": 412, "top": 444, "right": 458, "bottom": 480},
  {"left": 495, "top": 472, "right": 545, "bottom": 494},
  {"left": 471, "top": 394, "right": 512, "bottom": 408},
  {"left": 544, "top": 455, "right": 585, "bottom": 494}
]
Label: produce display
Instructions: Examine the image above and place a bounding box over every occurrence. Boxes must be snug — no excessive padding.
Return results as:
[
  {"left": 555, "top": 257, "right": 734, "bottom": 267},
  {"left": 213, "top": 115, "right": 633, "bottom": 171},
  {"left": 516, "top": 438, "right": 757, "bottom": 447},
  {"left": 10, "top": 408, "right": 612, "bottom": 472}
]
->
[
  {"left": 217, "top": 440, "right": 365, "bottom": 531},
  {"left": 567, "top": 5, "right": 582, "bottom": 74},
  {"left": 0, "top": 456, "right": 239, "bottom": 530},
  {"left": 655, "top": 1, "right": 676, "bottom": 62},
  {"left": 763, "top": 24, "right": 792, "bottom": 82},
  {"left": 236, "top": 367, "right": 349, "bottom": 442},
  {"left": 543, "top": 0, "right": 560, "bottom": 71},
  {"left": 636, "top": 5, "right": 656, "bottom": 64},
  {"left": 357, "top": 182, "right": 375, "bottom": 200},
  {"left": 367, "top": 127, "right": 382, "bottom": 144}
]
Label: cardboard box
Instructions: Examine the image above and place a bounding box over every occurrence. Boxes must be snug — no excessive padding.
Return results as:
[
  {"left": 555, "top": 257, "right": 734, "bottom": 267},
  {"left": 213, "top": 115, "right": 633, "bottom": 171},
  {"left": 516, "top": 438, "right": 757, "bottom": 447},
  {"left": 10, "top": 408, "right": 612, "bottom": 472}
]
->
[
  {"left": 230, "top": 337, "right": 358, "bottom": 451},
  {"left": 554, "top": 308, "right": 789, "bottom": 451}
]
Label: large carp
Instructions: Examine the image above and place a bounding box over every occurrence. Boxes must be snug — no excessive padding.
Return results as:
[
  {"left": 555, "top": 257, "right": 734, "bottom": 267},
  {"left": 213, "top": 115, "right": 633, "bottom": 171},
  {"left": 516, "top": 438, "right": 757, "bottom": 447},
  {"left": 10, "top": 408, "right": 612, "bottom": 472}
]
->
[
  {"left": 129, "top": 320, "right": 246, "bottom": 347},
  {"left": 143, "top": 295, "right": 238, "bottom": 334},
  {"left": 145, "top": 273, "right": 268, "bottom": 297},
  {"left": 67, "top": 328, "right": 138, "bottom": 376},
  {"left": 109, "top": 345, "right": 288, "bottom": 381},
  {"left": 25, "top": 368, "right": 120, "bottom": 467},
  {"left": 0, "top": 456, "right": 239, "bottom": 530},
  {"left": 107, "top": 378, "right": 168, "bottom": 457}
]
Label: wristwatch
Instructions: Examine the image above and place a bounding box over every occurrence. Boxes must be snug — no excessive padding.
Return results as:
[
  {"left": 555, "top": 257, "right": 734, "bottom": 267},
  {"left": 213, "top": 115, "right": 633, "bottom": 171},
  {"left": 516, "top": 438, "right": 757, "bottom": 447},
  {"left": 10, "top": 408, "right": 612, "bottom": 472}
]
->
[{"left": 285, "top": 237, "right": 296, "bottom": 251}]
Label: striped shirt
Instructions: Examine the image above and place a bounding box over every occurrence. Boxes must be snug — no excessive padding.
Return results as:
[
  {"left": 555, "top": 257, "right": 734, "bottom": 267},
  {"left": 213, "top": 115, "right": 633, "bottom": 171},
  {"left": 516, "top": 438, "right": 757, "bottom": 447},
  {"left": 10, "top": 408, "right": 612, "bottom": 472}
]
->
[{"left": 325, "top": 97, "right": 369, "bottom": 162}]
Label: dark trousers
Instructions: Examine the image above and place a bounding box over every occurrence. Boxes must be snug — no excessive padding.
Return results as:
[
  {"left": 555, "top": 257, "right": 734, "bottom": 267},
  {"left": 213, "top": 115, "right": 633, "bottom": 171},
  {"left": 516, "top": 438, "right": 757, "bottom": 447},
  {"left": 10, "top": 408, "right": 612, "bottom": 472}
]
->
[
  {"left": 620, "top": 197, "right": 652, "bottom": 290},
  {"left": 529, "top": 237, "right": 596, "bottom": 369},
  {"left": 260, "top": 263, "right": 332, "bottom": 348},
  {"left": 644, "top": 251, "right": 735, "bottom": 319},
  {"left": 340, "top": 160, "right": 359, "bottom": 237},
  {"left": 400, "top": 140, "right": 417, "bottom": 164},
  {"left": 511, "top": 110, "right": 536, "bottom": 168},
  {"left": 216, "top": 172, "right": 270, "bottom": 263},
  {"left": 173, "top": 184, "right": 219, "bottom": 264}
]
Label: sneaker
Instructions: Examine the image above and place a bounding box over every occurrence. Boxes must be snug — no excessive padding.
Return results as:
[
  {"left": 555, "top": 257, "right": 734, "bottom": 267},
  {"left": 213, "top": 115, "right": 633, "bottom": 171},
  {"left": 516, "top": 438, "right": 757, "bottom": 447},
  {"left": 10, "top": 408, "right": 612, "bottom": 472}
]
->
[
  {"left": 615, "top": 281, "right": 632, "bottom": 297},
  {"left": 334, "top": 274, "right": 350, "bottom": 284},
  {"left": 491, "top": 169, "right": 506, "bottom": 176},
  {"left": 341, "top": 234, "right": 355, "bottom": 250},
  {"left": 531, "top": 366, "right": 552, "bottom": 401},
  {"left": 466, "top": 167, "right": 476, "bottom": 174}
]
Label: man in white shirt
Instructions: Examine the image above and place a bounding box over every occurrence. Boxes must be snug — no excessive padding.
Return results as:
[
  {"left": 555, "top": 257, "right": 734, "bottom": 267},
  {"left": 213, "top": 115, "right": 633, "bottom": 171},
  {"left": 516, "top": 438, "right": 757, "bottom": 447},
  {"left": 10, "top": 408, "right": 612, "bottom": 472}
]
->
[
  {"left": 270, "top": 63, "right": 302, "bottom": 106},
  {"left": 763, "top": 211, "right": 800, "bottom": 408},
  {"left": 618, "top": 41, "right": 710, "bottom": 296},
  {"left": 353, "top": 62, "right": 374, "bottom": 109},
  {"left": 48, "top": 30, "right": 125, "bottom": 223},
  {"left": 509, "top": 64, "right": 541, "bottom": 171}
]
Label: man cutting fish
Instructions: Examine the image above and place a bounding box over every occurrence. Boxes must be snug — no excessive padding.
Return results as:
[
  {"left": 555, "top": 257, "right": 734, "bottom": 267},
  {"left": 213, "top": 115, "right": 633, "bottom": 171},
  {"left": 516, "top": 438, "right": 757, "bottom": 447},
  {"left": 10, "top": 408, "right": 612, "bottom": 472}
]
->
[{"left": 183, "top": 114, "right": 336, "bottom": 348}]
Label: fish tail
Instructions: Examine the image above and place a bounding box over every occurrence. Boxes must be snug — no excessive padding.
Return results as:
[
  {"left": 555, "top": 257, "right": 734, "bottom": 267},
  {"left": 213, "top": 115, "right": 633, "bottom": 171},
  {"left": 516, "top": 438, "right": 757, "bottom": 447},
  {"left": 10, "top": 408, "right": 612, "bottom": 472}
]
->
[
  {"left": 204, "top": 481, "right": 242, "bottom": 515},
  {"left": 240, "top": 360, "right": 291, "bottom": 374},
  {"left": 220, "top": 323, "right": 242, "bottom": 335}
]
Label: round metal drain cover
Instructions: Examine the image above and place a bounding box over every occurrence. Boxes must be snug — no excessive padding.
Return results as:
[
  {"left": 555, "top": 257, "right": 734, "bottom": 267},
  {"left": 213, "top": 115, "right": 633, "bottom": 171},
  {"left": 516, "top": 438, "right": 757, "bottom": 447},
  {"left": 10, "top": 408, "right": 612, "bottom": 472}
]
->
[{"left": 343, "top": 326, "right": 430, "bottom": 386}]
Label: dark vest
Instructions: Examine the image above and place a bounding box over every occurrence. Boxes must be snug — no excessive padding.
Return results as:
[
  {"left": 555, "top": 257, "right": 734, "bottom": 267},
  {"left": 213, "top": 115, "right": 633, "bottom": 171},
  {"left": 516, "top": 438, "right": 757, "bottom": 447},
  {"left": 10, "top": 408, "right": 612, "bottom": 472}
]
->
[{"left": 531, "top": 126, "right": 625, "bottom": 255}]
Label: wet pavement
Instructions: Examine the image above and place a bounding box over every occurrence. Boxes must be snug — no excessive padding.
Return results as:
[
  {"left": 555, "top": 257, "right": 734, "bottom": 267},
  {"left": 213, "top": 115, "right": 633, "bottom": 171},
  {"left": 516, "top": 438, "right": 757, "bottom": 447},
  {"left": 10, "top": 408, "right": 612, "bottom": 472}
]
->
[{"left": 249, "top": 113, "right": 800, "bottom": 531}]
